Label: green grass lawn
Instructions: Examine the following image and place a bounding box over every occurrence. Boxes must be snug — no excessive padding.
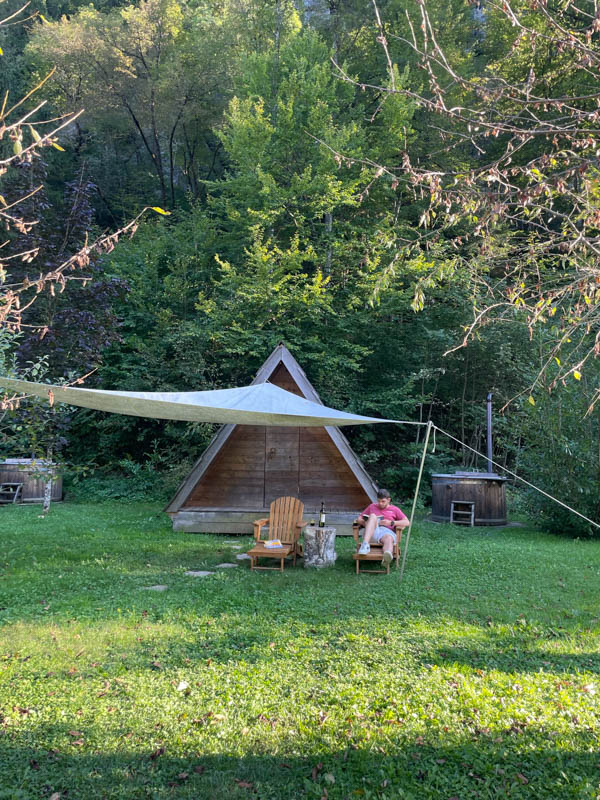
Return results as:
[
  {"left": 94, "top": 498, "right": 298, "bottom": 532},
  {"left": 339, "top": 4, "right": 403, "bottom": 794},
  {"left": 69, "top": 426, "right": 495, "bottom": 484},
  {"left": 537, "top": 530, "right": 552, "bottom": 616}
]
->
[{"left": 0, "top": 502, "right": 599, "bottom": 799}]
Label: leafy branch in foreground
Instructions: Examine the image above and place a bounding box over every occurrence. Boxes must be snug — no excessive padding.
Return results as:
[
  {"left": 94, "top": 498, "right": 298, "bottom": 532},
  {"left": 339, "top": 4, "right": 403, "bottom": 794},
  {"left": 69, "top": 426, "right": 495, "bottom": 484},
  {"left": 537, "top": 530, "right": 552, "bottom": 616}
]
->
[
  {"left": 1, "top": 0, "right": 171, "bottom": 510},
  {"left": 334, "top": 0, "right": 600, "bottom": 406},
  {"left": 0, "top": 0, "right": 170, "bottom": 344}
]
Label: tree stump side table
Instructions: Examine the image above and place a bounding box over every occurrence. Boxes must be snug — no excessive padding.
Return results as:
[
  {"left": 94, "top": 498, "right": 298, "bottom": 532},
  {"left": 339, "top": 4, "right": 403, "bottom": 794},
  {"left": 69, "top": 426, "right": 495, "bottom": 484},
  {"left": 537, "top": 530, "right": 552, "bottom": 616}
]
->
[{"left": 303, "top": 526, "right": 337, "bottom": 568}]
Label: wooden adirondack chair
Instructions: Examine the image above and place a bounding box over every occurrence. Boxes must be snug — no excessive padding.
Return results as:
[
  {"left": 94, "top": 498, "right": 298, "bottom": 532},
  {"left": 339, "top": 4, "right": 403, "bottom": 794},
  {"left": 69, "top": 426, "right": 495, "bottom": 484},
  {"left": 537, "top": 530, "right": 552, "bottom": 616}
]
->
[
  {"left": 351, "top": 522, "right": 403, "bottom": 575},
  {"left": 247, "top": 496, "right": 308, "bottom": 572}
]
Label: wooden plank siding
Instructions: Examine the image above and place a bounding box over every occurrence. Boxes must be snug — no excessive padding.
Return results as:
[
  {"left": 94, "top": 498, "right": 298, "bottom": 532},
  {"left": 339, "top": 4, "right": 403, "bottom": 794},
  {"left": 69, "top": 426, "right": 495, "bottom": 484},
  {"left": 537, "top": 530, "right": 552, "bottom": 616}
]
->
[
  {"left": 299, "top": 428, "right": 368, "bottom": 509},
  {"left": 0, "top": 461, "right": 62, "bottom": 503},
  {"left": 185, "top": 426, "right": 266, "bottom": 508},
  {"left": 268, "top": 363, "right": 304, "bottom": 396},
  {"left": 182, "top": 362, "right": 371, "bottom": 512},
  {"left": 265, "top": 427, "right": 300, "bottom": 504}
]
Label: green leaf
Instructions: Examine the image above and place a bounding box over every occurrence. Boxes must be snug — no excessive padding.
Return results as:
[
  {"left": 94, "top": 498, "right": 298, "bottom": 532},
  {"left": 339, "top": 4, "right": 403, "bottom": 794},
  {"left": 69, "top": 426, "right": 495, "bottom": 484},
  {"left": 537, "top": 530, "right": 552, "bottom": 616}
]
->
[
  {"left": 29, "top": 125, "right": 42, "bottom": 143},
  {"left": 13, "top": 139, "right": 22, "bottom": 156},
  {"left": 151, "top": 206, "right": 171, "bottom": 215}
]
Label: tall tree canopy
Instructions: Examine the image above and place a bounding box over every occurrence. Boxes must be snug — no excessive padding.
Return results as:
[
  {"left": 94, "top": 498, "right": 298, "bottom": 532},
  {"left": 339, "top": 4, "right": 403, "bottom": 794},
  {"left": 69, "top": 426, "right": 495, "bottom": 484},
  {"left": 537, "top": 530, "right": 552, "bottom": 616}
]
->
[{"left": 2, "top": 0, "right": 598, "bottom": 532}]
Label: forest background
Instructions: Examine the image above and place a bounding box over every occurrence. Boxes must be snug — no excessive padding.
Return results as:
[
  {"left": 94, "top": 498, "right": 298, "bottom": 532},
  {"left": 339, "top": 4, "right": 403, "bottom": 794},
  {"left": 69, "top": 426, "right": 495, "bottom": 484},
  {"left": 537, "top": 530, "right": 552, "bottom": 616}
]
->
[{"left": 1, "top": 0, "right": 599, "bottom": 535}]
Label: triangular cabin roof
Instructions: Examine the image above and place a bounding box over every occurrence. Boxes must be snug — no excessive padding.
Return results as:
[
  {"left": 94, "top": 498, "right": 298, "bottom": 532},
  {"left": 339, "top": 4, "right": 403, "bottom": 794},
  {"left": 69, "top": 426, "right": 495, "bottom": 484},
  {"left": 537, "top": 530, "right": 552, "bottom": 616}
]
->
[{"left": 165, "top": 344, "right": 378, "bottom": 515}]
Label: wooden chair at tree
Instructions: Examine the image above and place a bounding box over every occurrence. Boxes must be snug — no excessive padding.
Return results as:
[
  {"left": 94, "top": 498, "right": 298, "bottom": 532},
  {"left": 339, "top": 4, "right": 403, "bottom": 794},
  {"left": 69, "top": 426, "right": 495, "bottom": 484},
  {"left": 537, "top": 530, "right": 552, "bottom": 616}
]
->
[
  {"left": 351, "top": 521, "right": 404, "bottom": 575},
  {"left": 247, "top": 496, "right": 308, "bottom": 572}
]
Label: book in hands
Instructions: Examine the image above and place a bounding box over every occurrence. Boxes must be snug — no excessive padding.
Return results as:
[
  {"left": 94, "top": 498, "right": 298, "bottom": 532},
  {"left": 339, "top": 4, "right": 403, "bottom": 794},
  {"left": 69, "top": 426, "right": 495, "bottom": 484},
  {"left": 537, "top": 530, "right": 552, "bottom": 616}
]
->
[{"left": 264, "top": 539, "right": 284, "bottom": 549}]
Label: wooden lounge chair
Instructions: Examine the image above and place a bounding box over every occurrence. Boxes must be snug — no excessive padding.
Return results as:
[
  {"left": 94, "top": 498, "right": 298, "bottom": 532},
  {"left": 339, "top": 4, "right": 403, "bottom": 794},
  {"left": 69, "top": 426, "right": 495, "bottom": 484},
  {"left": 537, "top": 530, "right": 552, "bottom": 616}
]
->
[
  {"left": 352, "top": 522, "right": 403, "bottom": 575},
  {"left": 247, "top": 496, "right": 308, "bottom": 572}
]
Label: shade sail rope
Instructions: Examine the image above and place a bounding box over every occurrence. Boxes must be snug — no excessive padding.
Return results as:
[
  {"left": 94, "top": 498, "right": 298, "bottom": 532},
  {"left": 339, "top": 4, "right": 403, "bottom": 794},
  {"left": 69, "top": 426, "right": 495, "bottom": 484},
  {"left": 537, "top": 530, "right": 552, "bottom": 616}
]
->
[{"left": 434, "top": 425, "right": 600, "bottom": 531}]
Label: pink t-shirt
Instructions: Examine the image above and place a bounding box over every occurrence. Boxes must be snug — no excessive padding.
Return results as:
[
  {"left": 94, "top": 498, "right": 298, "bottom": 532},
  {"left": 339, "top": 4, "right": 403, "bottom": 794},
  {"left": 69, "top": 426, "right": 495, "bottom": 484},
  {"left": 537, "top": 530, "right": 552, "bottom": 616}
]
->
[{"left": 361, "top": 503, "right": 407, "bottom": 525}]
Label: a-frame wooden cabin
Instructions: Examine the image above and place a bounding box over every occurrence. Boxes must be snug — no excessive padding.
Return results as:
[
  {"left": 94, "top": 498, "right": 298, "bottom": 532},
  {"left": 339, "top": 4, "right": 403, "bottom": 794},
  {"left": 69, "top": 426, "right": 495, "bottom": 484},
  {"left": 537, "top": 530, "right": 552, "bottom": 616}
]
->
[{"left": 165, "top": 344, "right": 378, "bottom": 534}]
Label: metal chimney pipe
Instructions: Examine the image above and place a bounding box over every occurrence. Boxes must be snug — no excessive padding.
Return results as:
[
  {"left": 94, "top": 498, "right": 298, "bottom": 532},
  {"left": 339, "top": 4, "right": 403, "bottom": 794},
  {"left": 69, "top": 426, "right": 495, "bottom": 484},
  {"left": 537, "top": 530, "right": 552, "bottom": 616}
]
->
[{"left": 486, "top": 392, "right": 493, "bottom": 473}]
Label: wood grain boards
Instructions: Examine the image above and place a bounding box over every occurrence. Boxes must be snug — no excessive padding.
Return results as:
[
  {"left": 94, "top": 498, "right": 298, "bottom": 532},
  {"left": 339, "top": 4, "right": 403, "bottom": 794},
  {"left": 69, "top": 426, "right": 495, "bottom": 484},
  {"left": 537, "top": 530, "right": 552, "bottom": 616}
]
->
[
  {"left": 183, "top": 364, "right": 370, "bottom": 511},
  {"left": 431, "top": 475, "right": 507, "bottom": 525}
]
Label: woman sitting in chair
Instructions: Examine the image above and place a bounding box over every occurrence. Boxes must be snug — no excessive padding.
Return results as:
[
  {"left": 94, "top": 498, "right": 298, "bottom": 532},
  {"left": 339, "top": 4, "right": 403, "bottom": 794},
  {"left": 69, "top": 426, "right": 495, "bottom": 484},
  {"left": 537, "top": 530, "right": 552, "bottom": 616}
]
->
[{"left": 355, "top": 488, "right": 409, "bottom": 566}]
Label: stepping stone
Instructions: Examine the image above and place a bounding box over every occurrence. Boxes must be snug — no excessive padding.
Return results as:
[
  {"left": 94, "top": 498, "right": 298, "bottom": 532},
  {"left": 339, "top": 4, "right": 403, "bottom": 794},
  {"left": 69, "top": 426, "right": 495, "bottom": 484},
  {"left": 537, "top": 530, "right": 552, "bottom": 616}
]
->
[
  {"left": 229, "top": 545, "right": 242, "bottom": 550},
  {"left": 143, "top": 584, "right": 168, "bottom": 591},
  {"left": 185, "top": 570, "right": 215, "bottom": 578},
  {"left": 215, "top": 562, "right": 238, "bottom": 568},
  {"left": 236, "top": 553, "right": 251, "bottom": 561}
]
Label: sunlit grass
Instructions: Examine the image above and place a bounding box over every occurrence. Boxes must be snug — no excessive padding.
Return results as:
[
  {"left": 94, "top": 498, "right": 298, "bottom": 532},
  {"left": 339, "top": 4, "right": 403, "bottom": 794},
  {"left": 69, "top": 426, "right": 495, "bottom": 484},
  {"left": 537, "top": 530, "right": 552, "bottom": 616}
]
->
[{"left": 0, "top": 503, "right": 599, "bottom": 799}]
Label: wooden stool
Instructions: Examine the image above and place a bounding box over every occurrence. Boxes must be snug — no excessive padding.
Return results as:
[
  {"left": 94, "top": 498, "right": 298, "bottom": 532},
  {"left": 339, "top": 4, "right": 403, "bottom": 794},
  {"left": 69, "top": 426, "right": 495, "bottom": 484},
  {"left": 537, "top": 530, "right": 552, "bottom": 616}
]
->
[
  {"left": 0, "top": 483, "right": 23, "bottom": 504},
  {"left": 450, "top": 500, "right": 475, "bottom": 526}
]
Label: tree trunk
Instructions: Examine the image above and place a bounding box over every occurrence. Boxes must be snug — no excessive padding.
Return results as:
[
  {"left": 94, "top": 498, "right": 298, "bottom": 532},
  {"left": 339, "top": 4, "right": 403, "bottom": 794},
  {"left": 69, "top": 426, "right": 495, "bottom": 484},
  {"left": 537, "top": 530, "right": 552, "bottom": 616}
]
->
[
  {"left": 42, "top": 448, "right": 53, "bottom": 516},
  {"left": 303, "top": 526, "right": 337, "bottom": 567}
]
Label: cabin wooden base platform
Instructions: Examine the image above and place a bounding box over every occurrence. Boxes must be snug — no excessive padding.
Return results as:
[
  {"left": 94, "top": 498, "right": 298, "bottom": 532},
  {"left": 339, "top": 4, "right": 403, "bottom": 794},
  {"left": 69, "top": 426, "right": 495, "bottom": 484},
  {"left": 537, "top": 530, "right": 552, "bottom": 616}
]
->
[{"left": 168, "top": 510, "right": 357, "bottom": 535}]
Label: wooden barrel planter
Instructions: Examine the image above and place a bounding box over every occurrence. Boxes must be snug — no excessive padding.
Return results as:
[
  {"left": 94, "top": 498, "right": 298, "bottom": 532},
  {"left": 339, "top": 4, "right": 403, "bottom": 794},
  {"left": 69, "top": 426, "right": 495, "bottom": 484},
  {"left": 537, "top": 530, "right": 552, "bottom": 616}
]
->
[
  {"left": 0, "top": 459, "right": 63, "bottom": 503},
  {"left": 431, "top": 472, "right": 507, "bottom": 526}
]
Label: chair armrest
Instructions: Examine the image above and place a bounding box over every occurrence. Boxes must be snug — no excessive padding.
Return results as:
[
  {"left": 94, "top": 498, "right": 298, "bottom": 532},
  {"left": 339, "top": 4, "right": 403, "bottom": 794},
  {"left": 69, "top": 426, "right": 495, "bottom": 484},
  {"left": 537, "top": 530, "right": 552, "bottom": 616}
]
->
[
  {"left": 253, "top": 518, "right": 269, "bottom": 540},
  {"left": 296, "top": 520, "right": 310, "bottom": 528}
]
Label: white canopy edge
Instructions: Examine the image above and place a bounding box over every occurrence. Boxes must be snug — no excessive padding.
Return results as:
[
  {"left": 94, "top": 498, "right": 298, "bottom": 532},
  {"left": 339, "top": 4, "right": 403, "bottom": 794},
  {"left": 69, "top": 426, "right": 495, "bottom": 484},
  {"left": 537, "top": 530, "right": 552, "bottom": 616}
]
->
[{"left": 0, "top": 376, "right": 424, "bottom": 427}]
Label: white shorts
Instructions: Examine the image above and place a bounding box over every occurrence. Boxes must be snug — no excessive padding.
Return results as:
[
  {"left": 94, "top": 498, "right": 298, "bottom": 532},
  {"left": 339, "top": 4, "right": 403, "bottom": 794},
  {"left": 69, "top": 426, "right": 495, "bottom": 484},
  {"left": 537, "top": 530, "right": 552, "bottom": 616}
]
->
[{"left": 371, "top": 526, "right": 397, "bottom": 545}]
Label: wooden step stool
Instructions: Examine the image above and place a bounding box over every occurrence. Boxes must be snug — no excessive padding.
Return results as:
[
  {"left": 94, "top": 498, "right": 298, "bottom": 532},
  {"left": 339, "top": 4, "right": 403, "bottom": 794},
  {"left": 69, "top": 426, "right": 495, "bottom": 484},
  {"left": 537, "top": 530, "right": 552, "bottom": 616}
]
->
[
  {"left": 450, "top": 500, "right": 475, "bottom": 526},
  {"left": 0, "top": 482, "right": 23, "bottom": 504}
]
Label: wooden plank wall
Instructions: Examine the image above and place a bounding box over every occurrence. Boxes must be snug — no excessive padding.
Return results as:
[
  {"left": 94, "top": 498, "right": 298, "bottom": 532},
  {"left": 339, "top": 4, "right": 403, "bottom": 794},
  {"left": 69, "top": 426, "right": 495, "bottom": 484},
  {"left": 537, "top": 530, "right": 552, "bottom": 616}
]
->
[
  {"left": 183, "top": 364, "right": 370, "bottom": 511},
  {"left": 299, "top": 427, "right": 368, "bottom": 509},
  {"left": 265, "top": 427, "right": 299, "bottom": 505},
  {"left": 0, "top": 463, "right": 62, "bottom": 502},
  {"left": 185, "top": 425, "right": 265, "bottom": 508},
  {"left": 269, "top": 363, "right": 303, "bottom": 395}
]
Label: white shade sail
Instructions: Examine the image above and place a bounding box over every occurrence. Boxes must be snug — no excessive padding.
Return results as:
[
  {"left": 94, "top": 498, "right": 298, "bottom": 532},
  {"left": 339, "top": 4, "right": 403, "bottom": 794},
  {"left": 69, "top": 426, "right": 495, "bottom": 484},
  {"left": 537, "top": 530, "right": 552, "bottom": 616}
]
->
[{"left": 0, "top": 377, "right": 411, "bottom": 427}]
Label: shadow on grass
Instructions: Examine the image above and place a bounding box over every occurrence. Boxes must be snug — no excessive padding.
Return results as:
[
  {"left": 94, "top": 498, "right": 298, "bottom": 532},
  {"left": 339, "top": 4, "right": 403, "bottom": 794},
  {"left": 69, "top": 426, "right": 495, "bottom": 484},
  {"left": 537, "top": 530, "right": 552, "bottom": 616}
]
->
[
  {"left": 431, "top": 642, "right": 600, "bottom": 675},
  {"left": 2, "top": 557, "right": 599, "bottom": 680},
  {"left": 1, "top": 726, "right": 598, "bottom": 799}
]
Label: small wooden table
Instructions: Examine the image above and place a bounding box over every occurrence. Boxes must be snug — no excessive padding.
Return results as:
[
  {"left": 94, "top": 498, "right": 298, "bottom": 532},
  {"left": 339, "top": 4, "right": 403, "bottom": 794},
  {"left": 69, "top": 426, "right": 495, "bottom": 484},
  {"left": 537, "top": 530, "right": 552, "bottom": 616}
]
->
[
  {"left": 247, "top": 541, "right": 295, "bottom": 571},
  {"left": 303, "top": 526, "right": 337, "bottom": 568}
]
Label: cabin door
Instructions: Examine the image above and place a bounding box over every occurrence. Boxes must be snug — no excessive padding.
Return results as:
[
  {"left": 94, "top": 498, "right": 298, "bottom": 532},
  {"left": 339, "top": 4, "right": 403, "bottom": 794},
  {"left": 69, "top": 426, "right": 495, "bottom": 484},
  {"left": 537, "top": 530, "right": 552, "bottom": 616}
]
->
[{"left": 264, "top": 428, "right": 300, "bottom": 506}]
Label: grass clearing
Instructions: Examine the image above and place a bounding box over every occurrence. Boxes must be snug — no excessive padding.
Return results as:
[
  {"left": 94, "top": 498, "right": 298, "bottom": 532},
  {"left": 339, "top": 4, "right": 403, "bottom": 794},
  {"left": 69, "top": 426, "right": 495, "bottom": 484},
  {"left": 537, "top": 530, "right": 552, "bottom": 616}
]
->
[{"left": 0, "top": 502, "right": 599, "bottom": 799}]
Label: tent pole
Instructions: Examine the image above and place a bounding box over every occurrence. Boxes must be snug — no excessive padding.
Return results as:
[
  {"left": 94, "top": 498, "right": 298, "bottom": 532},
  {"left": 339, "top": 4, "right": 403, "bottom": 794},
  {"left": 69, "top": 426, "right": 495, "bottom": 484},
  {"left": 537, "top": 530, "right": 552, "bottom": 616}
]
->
[{"left": 400, "top": 420, "right": 432, "bottom": 581}]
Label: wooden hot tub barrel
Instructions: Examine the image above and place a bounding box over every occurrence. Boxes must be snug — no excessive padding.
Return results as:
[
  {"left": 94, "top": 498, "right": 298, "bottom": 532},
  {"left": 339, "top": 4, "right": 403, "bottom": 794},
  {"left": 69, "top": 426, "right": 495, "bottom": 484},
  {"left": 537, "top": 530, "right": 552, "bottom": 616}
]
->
[
  {"left": 431, "top": 472, "right": 507, "bottom": 526},
  {"left": 0, "top": 459, "right": 63, "bottom": 503}
]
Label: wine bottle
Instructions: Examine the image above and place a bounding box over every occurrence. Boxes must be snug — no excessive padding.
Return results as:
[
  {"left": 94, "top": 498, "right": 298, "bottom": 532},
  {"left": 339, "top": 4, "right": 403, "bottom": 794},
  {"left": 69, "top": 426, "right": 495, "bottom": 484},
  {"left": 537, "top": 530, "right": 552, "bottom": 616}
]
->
[{"left": 318, "top": 502, "right": 326, "bottom": 528}]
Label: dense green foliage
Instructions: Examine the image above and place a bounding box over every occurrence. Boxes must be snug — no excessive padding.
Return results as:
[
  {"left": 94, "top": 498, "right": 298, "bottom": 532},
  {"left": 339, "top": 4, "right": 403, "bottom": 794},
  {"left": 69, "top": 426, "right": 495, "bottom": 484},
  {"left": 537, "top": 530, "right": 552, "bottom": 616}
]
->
[
  {"left": 1, "top": 0, "right": 599, "bottom": 533},
  {"left": 0, "top": 502, "right": 599, "bottom": 798}
]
